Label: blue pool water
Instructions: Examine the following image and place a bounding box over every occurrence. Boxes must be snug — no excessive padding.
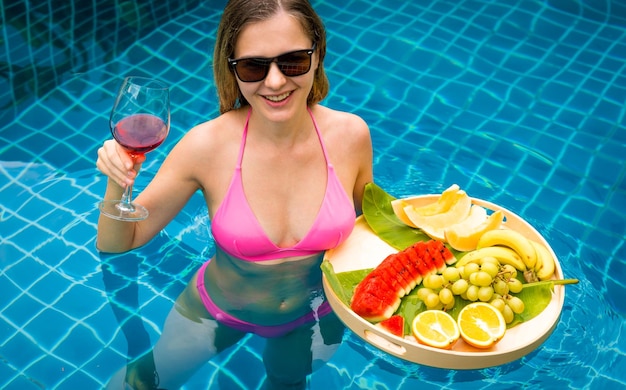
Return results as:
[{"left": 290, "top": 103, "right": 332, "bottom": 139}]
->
[{"left": 1, "top": 0, "right": 625, "bottom": 388}]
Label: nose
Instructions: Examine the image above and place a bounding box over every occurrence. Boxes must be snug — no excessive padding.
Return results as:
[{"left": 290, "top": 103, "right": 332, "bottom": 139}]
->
[{"left": 264, "top": 62, "right": 287, "bottom": 88}]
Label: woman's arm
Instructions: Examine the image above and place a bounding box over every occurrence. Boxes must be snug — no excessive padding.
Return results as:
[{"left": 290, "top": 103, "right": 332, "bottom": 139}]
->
[
  {"left": 350, "top": 115, "right": 374, "bottom": 215},
  {"left": 96, "top": 129, "right": 203, "bottom": 253}
]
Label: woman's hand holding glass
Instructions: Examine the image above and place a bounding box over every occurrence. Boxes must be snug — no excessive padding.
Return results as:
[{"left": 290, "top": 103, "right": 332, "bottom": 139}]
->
[{"left": 98, "top": 76, "right": 170, "bottom": 221}]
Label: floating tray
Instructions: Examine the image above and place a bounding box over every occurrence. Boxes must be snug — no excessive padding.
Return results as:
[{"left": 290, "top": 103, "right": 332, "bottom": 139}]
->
[{"left": 322, "top": 195, "right": 565, "bottom": 370}]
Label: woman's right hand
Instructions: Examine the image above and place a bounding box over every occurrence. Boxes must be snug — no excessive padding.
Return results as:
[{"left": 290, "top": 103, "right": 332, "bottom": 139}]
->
[{"left": 96, "top": 139, "right": 147, "bottom": 189}]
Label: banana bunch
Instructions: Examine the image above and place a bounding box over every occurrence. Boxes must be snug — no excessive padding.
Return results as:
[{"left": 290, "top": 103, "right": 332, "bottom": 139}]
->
[{"left": 456, "top": 229, "right": 556, "bottom": 281}]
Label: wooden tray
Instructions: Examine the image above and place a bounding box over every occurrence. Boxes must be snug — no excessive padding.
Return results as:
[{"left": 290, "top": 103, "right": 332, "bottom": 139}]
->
[{"left": 322, "top": 195, "right": 564, "bottom": 369}]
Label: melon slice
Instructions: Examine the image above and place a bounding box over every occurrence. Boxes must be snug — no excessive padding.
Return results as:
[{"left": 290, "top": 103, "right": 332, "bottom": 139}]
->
[{"left": 377, "top": 314, "right": 405, "bottom": 338}]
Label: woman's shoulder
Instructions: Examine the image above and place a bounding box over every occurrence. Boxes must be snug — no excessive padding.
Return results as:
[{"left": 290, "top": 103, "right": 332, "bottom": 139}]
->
[
  {"left": 185, "top": 109, "right": 244, "bottom": 140},
  {"left": 312, "top": 105, "right": 370, "bottom": 148},
  {"left": 314, "top": 104, "right": 368, "bottom": 129},
  {"left": 172, "top": 110, "right": 245, "bottom": 154}
]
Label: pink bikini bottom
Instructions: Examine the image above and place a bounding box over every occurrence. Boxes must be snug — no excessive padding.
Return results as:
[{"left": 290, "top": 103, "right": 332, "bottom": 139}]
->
[{"left": 196, "top": 261, "right": 332, "bottom": 338}]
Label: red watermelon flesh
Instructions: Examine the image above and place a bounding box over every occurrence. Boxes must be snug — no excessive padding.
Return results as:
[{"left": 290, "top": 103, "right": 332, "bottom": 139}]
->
[
  {"left": 412, "top": 242, "right": 437, "bottom": 275},
  {"left": 427, "top": 240, "right": 455, "bottom": 270},
  {"left": 377, "top": 314, "right": 405, "bottom": 338},
  {"left": 394, "top": 251, "right": 421, "bottom": 289},
  {"left": 377, "top": 263, "right": 407, "bottom": 296},
  {"left": 351, "top": 291, "right": 399, "bottom": 322},
  {"left": 405, "top": 243, "right": 432, "bottom": 277},
  {"left": 384, "top": 254, "right": 414, "bottom": 293},
  {"left": 378, "top": 256, "right": 409, "bottom": 290},
  {"left": 354, "top": 274, "right": 400, "bottom": 305}
]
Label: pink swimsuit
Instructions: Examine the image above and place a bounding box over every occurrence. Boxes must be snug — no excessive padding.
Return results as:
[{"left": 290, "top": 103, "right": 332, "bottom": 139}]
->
[{"left": 197, "top": 108, "right": 356, "bottom": 337}]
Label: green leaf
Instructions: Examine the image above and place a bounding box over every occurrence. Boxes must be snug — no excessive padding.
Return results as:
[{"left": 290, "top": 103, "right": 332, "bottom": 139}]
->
[
  {"left": 362, "top": 182, "right": 431, "bottom": 250},
  {"left": 320, "top": 260, "right": 350, "bottom": 304}
]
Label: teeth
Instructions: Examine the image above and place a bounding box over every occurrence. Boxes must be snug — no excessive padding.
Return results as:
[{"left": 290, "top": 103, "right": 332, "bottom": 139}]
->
[{"left": 265, "top": 92, "right": 290, "bottom": 102}]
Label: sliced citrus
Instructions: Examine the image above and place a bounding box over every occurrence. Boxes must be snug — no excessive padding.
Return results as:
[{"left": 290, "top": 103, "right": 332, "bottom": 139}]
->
[
  {"left": 411, "top": 310, "right": 460, "bottom": 349},
  {"left": 445, "top": 209, "right": 505, "bottom": 252},
  {"left": 391, "top": 184, "right": 461, "bottom": 228},
  {"left": 404, "top": 191, "right": 472, "bottom": 240},
  {"left": 457, "top": 302, "right": 506, "bottom": 349}
]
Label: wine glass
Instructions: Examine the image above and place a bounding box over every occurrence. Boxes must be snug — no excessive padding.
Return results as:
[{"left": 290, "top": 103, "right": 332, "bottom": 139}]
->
[{"left": 99, "top": 76, "right": 170, "bottom": 221}]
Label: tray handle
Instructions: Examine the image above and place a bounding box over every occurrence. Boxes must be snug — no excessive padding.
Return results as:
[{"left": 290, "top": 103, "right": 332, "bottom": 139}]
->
[{"left": 363, "top": 329, "right": 407, "bottom": 356}]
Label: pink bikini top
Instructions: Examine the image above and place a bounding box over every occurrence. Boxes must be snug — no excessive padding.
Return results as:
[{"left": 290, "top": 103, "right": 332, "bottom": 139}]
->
[{"left": 211, "top": 108, "right": 356, "bottom": 261}]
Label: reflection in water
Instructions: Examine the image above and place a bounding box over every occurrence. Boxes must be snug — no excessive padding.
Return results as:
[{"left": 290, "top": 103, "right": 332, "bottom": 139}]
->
[
  {"left": 99, "top": 232, "right": 205, "bottom": 385},
  {"left": 0, "top": 0, "right": 201, "bottom": 115}
]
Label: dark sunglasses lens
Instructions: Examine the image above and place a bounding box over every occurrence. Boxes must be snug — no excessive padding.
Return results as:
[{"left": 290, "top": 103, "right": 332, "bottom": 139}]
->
[
  {"left": 277, "top": 51, "right": 312, "bottom": 76},
  {"left": 236, "top": 58, "right": 270, "bottom": 82}
]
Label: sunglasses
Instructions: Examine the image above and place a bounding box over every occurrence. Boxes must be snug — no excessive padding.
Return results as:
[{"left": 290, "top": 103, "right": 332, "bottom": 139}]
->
[{"left": 228, "top": 43, "right": 317, "bottom": 82}]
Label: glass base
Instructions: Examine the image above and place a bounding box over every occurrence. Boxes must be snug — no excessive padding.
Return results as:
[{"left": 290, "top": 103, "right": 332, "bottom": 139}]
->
[{"left": 99, "top": 200, "right": 149, "bottom": 221}]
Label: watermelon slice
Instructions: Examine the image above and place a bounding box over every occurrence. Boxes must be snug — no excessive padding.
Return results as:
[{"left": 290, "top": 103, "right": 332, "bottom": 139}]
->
[
  {"left": 351, "top": 291, "right": 399, "bottom": 322},
  {"left": 383, "top": 254, "right": 414, "bottom": 293},
  {"left": 395, "top": 251, "right": 422, "bottom": 288},
  {"left": 350, "top": 240, "right": 456, "bottom": 322},
  {"left": 377, "top": 314, "right": 405, "bottom": 338},
  {"left": 427, "top": 239, "right": 456, "bottom": 268}
]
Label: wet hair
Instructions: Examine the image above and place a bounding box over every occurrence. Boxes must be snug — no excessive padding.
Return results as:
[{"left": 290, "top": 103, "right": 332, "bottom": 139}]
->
[{"left": 213, "top": 0, "right": 328, "bottom": 113}]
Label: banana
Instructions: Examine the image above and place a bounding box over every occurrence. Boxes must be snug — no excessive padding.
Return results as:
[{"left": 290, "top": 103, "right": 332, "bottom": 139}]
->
[
  {"left": 456, "top": 246, "right": 527, "bottom": 271},
  {"left": 532, "top": 242, "right": 543, "bottom": 273},
  {"left": 531, "top": 240, "right": 556, "bottom": 280},
  {"left": 477, "top": 229, "right": 537, "bottom": 270}
]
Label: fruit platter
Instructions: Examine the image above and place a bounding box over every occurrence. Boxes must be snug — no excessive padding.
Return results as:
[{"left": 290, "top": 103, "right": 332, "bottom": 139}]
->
[{"left": 321, "top": 183, "right": 576, "bottom": 369}]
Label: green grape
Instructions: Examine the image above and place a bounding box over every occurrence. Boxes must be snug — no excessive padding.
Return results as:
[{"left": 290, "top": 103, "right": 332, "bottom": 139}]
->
[
  {"left": 502, "top": 304, "right": 515, "bottom": 323},
  {"left": 508, "top": 278, "right": 523, "bottom": 294},
  {"left": 480, "top": 262, "right": 500, "bottom": 278},
  {"left": 477, "top": 286, "right": 494, "bottom": 302},
  {"left": 451, "top": 279, "right": 469, "bottom": 295},
  {"left": 439, "top": 287, "right": 454, "bottom": 305},
  {"left": 463, "top": 263, "right": 480, "bottom": 277},
  {"left": 442, "top": 267, "right": 461, "bottom": 283},
  {"left": 470, "top": 271, "right": 493, "bottom": 287},
  {"left": 444, "top": 299, "right": 455, "bottom": 311},
  {"left": 424, "top": 292, "right": 441, "bottom": 308},
  {"left": 480, "top": 256, "right": 500, "bottom": 266},
  {"left": 501, "top": 264, "right": 518, "bottom": 278},
  {"left": 466, "top": 285, "right": 480, "bottom": 301},
  {"left": 506, "top": 296, "right": 525, "bottom": 314},
  {"left": 493, "top": 279, "right": 510, "bottom": 296},
  {"left": 490, "top": 297, "right": 506, "bottom": 312},
  {"left": 423, "top": 274, "right": 444, "bottom": 290},
  {"left": 417, "top": 287, "right": 434, "bottom": 301}
]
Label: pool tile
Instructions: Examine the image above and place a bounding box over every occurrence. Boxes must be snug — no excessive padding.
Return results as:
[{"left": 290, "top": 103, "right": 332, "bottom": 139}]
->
[{"left": 1, "top": 0, "right": 626, "bottom": 388}]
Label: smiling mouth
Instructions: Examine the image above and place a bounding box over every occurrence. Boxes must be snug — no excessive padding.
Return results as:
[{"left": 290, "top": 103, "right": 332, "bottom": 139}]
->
[{"left": 264, "top": 92, "right": 291, "bottom": 102}]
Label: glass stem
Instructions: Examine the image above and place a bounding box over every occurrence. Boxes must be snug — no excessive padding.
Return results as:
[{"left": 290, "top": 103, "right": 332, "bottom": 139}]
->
[{"left": 118, "top": 184, "right": 136, "bottom": 212}]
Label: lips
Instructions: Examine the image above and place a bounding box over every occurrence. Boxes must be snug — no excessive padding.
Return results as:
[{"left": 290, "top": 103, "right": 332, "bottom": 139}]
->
[{"left": 263, "top": 92, "right": 291, "bottom": 102}]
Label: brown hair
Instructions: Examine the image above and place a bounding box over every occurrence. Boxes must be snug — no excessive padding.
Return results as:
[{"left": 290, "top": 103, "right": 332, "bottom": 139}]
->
[{"left": 213, "top": 0, "right": 328, "bottom": 113}]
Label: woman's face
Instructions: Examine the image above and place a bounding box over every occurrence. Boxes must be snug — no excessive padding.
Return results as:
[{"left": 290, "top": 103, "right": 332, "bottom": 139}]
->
[{"left": 233, "top": 11, "right": 318, "bottom": 122}]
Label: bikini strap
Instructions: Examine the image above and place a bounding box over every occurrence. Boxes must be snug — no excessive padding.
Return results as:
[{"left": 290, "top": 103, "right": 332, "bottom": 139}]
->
[
  {"left": 237, "top": 108, "right": 253, "bottom": 169},
  {"left": 307, "top": 106, "right": 331, "bottom": 165},
  {"left": 239, "top": 107, "right": 328, "bottom": 167}
]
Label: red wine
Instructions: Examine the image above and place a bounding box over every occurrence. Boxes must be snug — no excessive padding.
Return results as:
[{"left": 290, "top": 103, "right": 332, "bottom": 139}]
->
[{"left": 112, "top": 113, "right": 168, "bottom": 155}]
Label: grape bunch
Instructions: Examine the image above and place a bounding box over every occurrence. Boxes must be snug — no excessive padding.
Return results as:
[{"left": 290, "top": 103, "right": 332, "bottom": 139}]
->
[{"left": 415, "top": 256, "right": 525, "bottom": 323}]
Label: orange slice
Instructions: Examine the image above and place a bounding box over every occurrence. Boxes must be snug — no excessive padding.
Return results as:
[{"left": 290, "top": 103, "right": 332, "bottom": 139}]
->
[
  {"left": 457, "top": 302, "right": 506, "bottom": 349},
  {"left": 391, "top": 184, "right": 461, "bottom": 228},
  {"left": 444, "top": 209, "right": 505, "bottom": 252},
  {"left": 411, "top": 310, "right": 460, "bottom": 349},
  {"left": 404, "top": 191, "right": 472, "bottom": 240}
]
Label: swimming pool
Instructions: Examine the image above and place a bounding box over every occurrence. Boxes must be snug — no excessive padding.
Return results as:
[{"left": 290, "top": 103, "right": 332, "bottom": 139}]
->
[{"left": 1, "top": 0, "right": 624, "bottom": 388}]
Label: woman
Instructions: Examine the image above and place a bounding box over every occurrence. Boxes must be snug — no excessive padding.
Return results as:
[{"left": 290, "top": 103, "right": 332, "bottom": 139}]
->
[{"left": 97, "top": 0, "right": 373, "bottom": 388}]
